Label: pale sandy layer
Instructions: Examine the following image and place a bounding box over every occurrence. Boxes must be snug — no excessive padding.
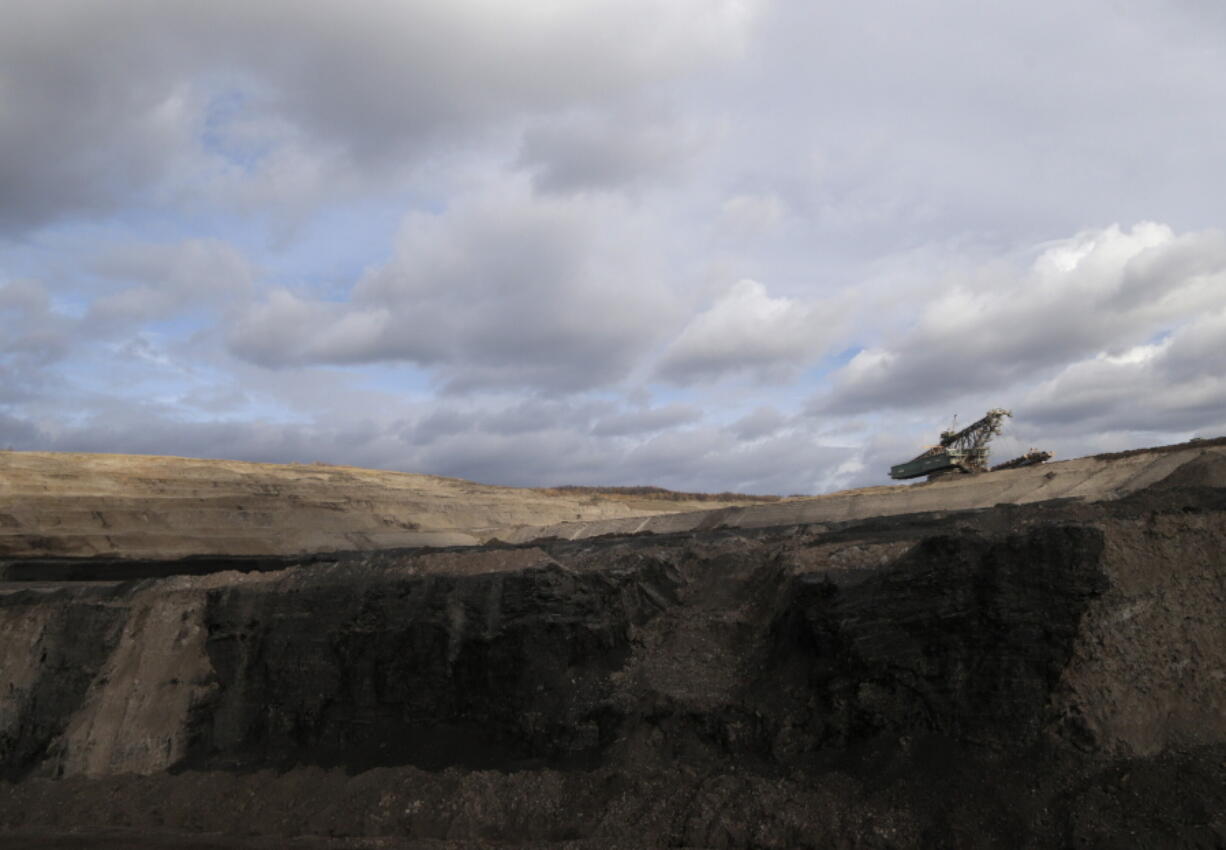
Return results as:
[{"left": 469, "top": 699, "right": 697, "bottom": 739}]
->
[
  {"left": 501, "top": 443, "right": 1226, "bottom": 543},
  {"left": 3, "top": 442, "right": 1222, "bottom": 560},
  {"left": 0, "top": 452, "right": 769, "bottom": 559}
]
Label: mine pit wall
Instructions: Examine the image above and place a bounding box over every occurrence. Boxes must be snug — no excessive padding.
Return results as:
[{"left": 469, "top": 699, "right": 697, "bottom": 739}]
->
[
  {"left": 0, "top": 547, "right": 686, "bottom": 780},
  {"left": 1056, "top": 507, "right": 1226, "bottom": 757},
  {"left": 1, "top": 491, "right": 1223, "bottom": 791},
  {"left": 764, "top": 526, "right": 1111, "bottom": 758},
  {"left": 52, "top": 579, "right": 217, "bottom": 778},
  {"left": 765, "top": 510, "right": 1226, "bottom": 762},
  {"left": 0, "top": 494, "right": 1223, "bottom": 849},
  {"left": 191, "top": 552, "right": 678, "bottom": 774},
  {"left": 0, "top": 586, "right": 129, "bottom": 781}
]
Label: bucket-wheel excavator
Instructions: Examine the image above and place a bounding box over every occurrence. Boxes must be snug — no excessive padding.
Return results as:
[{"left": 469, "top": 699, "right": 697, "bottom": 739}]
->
[{"left": 889, "top": 408, "right": 1052, "bottom": 481}]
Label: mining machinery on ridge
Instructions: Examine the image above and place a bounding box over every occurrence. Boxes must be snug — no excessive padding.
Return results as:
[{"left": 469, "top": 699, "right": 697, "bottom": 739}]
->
[{"left": 889, "top": 408, "right": 1052, "bottom": 481}]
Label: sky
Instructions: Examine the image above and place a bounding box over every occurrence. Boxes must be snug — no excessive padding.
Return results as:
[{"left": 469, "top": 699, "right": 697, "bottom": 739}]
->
[{"left": 2, "top": 0, "right": 1225, "bottom": 494}]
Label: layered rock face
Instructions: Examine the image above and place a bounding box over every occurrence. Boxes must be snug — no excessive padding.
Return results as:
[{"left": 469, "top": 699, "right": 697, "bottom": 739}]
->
[
  {"left": 0, "top": 451, "right": 775, "bottom": 559},
  {"left": 5, "top": 441, "right": 1220, "bottom": 560},
  {"left": 0, "top": 446, "right": 1224, "bottom": 847}
]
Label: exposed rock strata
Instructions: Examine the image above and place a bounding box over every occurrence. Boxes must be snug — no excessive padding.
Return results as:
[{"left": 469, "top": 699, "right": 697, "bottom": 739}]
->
[
  {"left": 0, "top": 451, "right": 775, "bottom": 559},
  {"left": 5, "top": 439, "right": 1223, "bottom": 562},
  {"left": 501, "top": 439, "right": 1226, "bottom": 543},
  {"left": 0, "top": 447, "right": 1224, "bottom": 847}
]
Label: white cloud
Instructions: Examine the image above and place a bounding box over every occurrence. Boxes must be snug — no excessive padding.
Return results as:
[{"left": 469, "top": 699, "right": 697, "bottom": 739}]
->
[
  {"left": 819, "top": 223, "right": 1226, "bottom": 412},
  {"left": 656, "top": 279, "right": 835, "bottom": 384},
  {"left": 718, "top": 193, "right": 786, "bottom": 238}
]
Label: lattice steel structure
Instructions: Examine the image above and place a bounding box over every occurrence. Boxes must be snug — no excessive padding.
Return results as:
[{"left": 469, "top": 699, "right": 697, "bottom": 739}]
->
[{"left": 889, "top": 408, "right": 1013, "bottom": 480}]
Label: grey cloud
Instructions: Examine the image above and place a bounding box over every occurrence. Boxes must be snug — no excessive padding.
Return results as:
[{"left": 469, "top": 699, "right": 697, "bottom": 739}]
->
[
  {"left": 0, "top": 279, "right": 82, "bottom": 411},
  {"left": 0, "top": 388, "right": 857, "bottom": 494},
  {"left": 409, "top": 397, "right": 701, "bottom": 446},
  {"left": 176, "top": 386, "right": 250, "bottom": 414},
  {"left": 408, "top": 397, "right": 698, "bottom": 448},
  {"left": 408, "top": 397, "right": 692, "bottom": 448},
  {"left": 411, "top": 408, "right": 845, "bottom": 492},
  {"left": 4, "top": 400, "right": 412, "bottom": 473},
  {"left": 622, "top": 426, "right": 847, "bottom": 494},
  {"left": 412, "top": 429, "right": 614, "bottom": 489},
  {"left": 91, "top": 237, "right": 254, "bottom": 292},
  {"left": 86, "top": 239, "right": 255, "bottom": 328},
  {"left": 2, "top": 410, "right": 300, "bottom": 466},
  {"left": 1021, "top": 311, "right": 1226, "bottom": 436},
  {"left": 0, "top": 413, "right": 41, "bottom": 449},
  {"left": 227, "top": 293, "right": 389, "bottom": 367},
  {"left": 1159, "top": 312, "right": 1226, "bottom": 382},
  {"left": 477, "top": 399, "right": 610, "bottom": 437},
  {"left": 0, "top": 0, "right": 760, "bottom": 234},
  {"left": 0, "top": 279, "right": 74, "bottom": 366},
  {"left": 408, "top": 409, "right": 474, "bottom": 447},
  {"left": 517, "top": 110, "right": 700, "bottom": 195},
  {"left": 1027, "top": 372, "right": 1226, "bottom": 435},
  {"left": 207, "top": 0, "right": 758, "bottom": 167},
  {"left": 729, "top": 406, "right": 787, "bottom": 440},
  {"left": 229, "top": 187, "right": 678, "bottom": 392},
  {"left": 590, "top": 404, "right": 700, "bottom": 437},
  {"left": 0, "top": 16, "right": 189, "bottom": 233}
]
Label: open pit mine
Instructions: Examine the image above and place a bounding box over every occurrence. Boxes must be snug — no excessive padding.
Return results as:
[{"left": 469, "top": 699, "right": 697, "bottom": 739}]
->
[{"left": 1, "top": 439, "right": 1225, "bottom": 849}]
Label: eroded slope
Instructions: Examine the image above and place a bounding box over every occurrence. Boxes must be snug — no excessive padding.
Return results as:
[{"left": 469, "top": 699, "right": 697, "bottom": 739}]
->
[
  {"left": 0, "top": 451, "right": 773, "bottom": 559},
  {"left": 1, "top": 452, "right": 1223, "bottom": 847}
]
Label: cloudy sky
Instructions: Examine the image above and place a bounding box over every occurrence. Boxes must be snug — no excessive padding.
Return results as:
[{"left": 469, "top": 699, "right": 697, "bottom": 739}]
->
[{"left": 2, "top": 0, "right": 1225, "bottom": 494}]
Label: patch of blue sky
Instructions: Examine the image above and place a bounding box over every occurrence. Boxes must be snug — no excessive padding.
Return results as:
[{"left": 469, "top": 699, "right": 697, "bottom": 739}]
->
[
  {"left": 258, "top": 198, "right": 407, "bottom": 298},
  {"left": 61, "top": 345, "right": 309, "bottom": 426},
  {"left": 4, "top": 221, "right": 126, "bottom": 283},
  {"left": 0, "top": 241, "right": 52, "bottom": 282},
  {"left": 170, "top": 394, "right": 284, "bottom": 425},
  {"left": 16, "top": 211, "right": 240, "bottom": 274},
  {"left": 9, "top": 195, "right": 406, "bottom": 317},
  {"left": 351, "top": 362, "right": 436, "bottom": 399},
  {"left": 633, "top": 382, "right": 692, "bottom": 408},
  {"left": 807, "top": 345, "right": 861, "bottom": 379},
  {"left": 147, "top": 313, "right": 214, "bottom": 341},
  {"left": 55, "top": 356, "right": 176, "bottom": 407},
  {"left": 199, "top": 83, "right": 270, "bottom": 171}
]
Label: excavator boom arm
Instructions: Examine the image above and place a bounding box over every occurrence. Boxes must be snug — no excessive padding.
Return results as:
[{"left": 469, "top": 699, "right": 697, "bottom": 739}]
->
[{"left": 940, "top": 408, "right": 1011, "bottom": 452}]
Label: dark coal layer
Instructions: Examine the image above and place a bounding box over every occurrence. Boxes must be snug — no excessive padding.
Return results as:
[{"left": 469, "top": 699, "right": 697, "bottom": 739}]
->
[{"left": 1, "top": 482, "right": 1224, "bottom": 847}]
